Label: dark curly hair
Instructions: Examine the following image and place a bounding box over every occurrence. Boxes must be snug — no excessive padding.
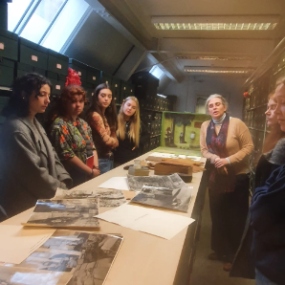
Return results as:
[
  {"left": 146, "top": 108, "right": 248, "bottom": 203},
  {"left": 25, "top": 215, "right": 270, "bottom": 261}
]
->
[
  {"left": 2, "top": 73, "right": 52, "bottom": 118},
  {"left": 86, "top": 83, "right": 117, "bottom": 131}
]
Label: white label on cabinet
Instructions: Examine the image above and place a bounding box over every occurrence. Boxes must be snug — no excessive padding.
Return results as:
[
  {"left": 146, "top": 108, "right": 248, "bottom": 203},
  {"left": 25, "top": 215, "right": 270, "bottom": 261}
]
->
[
  {"left": 56, "top": 63, "right": 62, "bottom": 70},
  {"left": 78, "top": 71, "right": 82, "bottom": 76},
  {"left": 31, "top": 55, "right": 38, "bottom": 62},
  {"left": 92, "top": 76, "right": 96, "bottom": 81},
  {"left": 55, "top": 85, "right": 61, "bottom": 90},
  {"left": 0, "top": 43, "right": 4, "bottom": 50}
]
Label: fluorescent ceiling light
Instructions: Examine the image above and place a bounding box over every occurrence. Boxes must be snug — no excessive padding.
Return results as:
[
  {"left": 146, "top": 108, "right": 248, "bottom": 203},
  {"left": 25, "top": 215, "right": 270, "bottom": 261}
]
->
[
  {"left": 157, "top": 94, "right": 167, "bottom": 98},
  {"left": 152, "top": 15, "right": 279, "bottom": 31},
  {"left": 197, "top": 56, "right": 250, "bottom": 61},
  {"left": 184, "top": 67, "right": 252, "bottom": 74},
  {"left": 176, "top": 55, "right": 256, "bottom": 61}
]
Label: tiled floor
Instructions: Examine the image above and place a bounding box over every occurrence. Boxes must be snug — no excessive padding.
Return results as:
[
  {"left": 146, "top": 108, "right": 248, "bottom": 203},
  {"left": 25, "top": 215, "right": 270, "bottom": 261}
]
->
[{"left": 189, "top": 191, "right": 255, "bottom": 285}]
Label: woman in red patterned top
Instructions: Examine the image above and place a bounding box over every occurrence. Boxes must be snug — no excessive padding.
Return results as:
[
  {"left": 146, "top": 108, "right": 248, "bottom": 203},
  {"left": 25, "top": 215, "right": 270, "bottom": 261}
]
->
[
  {"left": 86, "top": 83, "right": 118, "bottom": 174},
  {"left": 49, "top": 84, "right": 100, "bottom": 186}
]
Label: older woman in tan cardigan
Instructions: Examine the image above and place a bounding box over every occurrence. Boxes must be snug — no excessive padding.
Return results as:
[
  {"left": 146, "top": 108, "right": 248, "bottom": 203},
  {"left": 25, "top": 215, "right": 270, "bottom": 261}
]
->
[{"left": 200, "top": 94, "right": 254, "bottom": 272}]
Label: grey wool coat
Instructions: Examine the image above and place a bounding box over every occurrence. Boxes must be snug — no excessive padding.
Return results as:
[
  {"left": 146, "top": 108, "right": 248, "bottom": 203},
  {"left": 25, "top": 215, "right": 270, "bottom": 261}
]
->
[{"left": 0, "top": 117, "right": 72, "bottom": 217}]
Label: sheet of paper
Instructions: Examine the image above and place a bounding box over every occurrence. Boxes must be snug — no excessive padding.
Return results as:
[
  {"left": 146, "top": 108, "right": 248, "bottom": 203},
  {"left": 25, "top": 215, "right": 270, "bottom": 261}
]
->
[
  {"left": 95, "top": 204, "right": 194, "bottom": 239},
  {"left": 0, "top": 225, "right": 55, "bottom": 264},
  {"left": 148, "top": 152, "right": 176, "bottom": 158},
  {"left": 178, "top": 155, "right": 202, "bottom": 161},
  {"left": 148, "top": 152, "right": 201, "bottom": 161},
  {"left": 98, "top": 176, "right": 130, "bottom": 191}
]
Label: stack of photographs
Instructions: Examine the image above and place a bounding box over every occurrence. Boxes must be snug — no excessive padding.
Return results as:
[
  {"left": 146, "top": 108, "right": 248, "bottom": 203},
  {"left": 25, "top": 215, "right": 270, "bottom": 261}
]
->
[
  {"left": 24, "top": 198, "right": 100, "bottom": 229},
  {"left": 0, "top": 230, "right": 123, "bottom": 285},
  {"left": 54, "top": 188, "right": 127, "bottom": 209},
  {"left": 128, "top": 173, "right": 193, "bottom": 212}
]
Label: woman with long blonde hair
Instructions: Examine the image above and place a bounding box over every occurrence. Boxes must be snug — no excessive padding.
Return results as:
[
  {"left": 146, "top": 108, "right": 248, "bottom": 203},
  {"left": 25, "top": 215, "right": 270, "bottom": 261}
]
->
[{"left": 114, "top": 96, "right": 141, "bottom": 166}]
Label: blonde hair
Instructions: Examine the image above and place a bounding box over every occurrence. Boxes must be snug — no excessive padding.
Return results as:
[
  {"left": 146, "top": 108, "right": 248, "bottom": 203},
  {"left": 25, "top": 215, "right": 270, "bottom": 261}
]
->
[{"left": 117, "top": 96, "right": 140, "bottom": 147}]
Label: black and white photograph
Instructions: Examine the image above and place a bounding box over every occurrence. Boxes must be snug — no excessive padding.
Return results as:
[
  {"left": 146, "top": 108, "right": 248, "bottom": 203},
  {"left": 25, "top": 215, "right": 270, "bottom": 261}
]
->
[
  {"left": 97, "top": 189, "right": 126, "bottom": 208},
  {"left": 25, "top": 199, "right": 100, "bottom": 229},
  {"left": 168, "top": 173, "right": 189, "bottom": 188},
  {"left": 53, "top": 189, "right": 97, "bottom": 199},
  {"left": 97, "top": 189, "right": 125, "bottom": 200},
  {"left": 127, "top": 175, "right": 175, "bottom": 191},
  {"left": 99, "top": 198, "right": 126, "bottom": 208},
  {"left": 68, "top": 233, "right": 123, "bottom": 285},
  {"left": 130, "top": 183, "right": 192, "bottom": 212},
  {"left": 0, "top": 231, "right": 122, "bottom": 285}
]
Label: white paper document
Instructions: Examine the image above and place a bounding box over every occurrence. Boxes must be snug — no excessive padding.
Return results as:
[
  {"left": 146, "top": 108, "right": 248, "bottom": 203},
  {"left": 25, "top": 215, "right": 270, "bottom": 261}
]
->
[
  {"left": 148, "top": 152, "right": 176, "bottom": 158},
  {"left": 98, "top": 176, "right": 130, "bottom": 191},
  {"left": 148, "top": 152, "right": 201, "bottom": 161},
  {"left": 0, "top": 225, "right": 55, "bottom": 264},
  {"left": 95, "top": 204, "right": 195, "bottom": 239},
  {"left": 178, "top": 155, "right": 201, "bottom": 161}
]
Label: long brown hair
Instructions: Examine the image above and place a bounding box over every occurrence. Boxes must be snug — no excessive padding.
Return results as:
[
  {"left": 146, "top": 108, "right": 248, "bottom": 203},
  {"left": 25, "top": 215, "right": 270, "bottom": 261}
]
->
[
  {"left": 117, "top": 96, "right": 140, "bottom": 147},
  {"left": 86, "top": 83, "right": 118, "bottom": 131}
]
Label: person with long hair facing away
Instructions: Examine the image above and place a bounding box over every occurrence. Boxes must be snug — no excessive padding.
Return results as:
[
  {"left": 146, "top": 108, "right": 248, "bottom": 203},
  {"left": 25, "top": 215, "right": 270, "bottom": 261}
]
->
[
  {"left": 200, "top": 94, "right": 254, "bottom": 272},
  {"left": 253, "top": 91, "right": 285, "bottom": 184},
  {"left": 262, "top": 92, "right": 285, "bottom": 153},
  {"left": 49, "top": 68, "right": 100, "bottom": 186},
  {"left": 249, "top": 78, "right": 285, "bottom": 285},
  {"left": 114, "top": 96, "right": 141, "bottom": 166},
  {"left": 231, "top": 90, "right": 285, "bottom": 280},
  {"left": 86, "top": 83, "right": 118, "bottom": 174},
  {"left": 0, "top": 73, "right": 72, "bottom": 217}
]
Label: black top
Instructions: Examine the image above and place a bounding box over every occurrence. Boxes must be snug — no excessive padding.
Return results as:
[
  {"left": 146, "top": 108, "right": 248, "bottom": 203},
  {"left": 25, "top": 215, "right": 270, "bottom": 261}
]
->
[{"left": 114, "top": 121, "right": 149, "bottom": 166}]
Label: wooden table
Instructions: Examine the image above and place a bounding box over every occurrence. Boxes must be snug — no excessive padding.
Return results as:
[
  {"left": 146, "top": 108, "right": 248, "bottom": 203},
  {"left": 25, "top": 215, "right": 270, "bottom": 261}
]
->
[{"left": 2, "top": 149, "right": 207, "bottom": 285}]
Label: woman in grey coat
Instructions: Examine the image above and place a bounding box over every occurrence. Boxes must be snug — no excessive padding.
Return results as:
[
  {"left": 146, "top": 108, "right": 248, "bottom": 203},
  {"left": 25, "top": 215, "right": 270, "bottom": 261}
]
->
[{"left": 0, "top": 73, "right": 72, "bottom": 218}]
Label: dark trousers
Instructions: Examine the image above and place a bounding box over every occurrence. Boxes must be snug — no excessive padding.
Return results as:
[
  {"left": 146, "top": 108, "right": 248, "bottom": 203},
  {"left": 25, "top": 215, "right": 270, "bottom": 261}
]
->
[{"left": 209, "top": 174, "right": 249, "bottom": 262}]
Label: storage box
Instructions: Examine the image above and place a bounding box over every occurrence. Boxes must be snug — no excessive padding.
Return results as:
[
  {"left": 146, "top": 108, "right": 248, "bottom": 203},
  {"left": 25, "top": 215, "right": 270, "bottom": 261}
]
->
[
  {"left": 0, "top": 95, "right": 10, "bottom": 134},
  {"left": 46, "top": 71, "right": 65, "bottom": 96},
  {"left": 120, "top": 81, "right": 133, "bottom": 101},
  {"left": 19, "top": 38, "right": 48, "bottom": 70},
  {"left": 148, "top": 157, "right": 204, "bottom": 175},
  {"left": 111, "top": 78, "right": 121, "bottom": 103},
  {"left": 86, "top": 66, "right": 101, "bottom": 85},
  {"left": 0, "top": 58, "right": 15, "bottom": 87},
  {"left": 16, "top": 62, "right": 46, "bottom": 77},
  {"left": 100, "top": 71, "right": 112, "bottom": 85},
  {"left": 47, "top": 49, "right": 68, "bottom": 75},
  {"left": 154, "top": 162, "right": 192, "bottom": 176},
  {"left": 0, "top": 29, "right": 18, "bottom": 61}
]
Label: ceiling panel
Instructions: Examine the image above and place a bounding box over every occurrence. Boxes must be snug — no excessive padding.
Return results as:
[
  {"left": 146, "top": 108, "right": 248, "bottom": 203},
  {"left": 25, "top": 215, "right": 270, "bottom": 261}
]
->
[{"left": 96, "top": 0, "right": 285, "bottom": 82}]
